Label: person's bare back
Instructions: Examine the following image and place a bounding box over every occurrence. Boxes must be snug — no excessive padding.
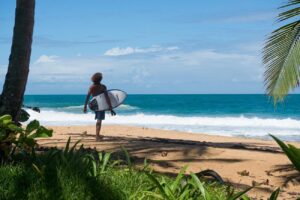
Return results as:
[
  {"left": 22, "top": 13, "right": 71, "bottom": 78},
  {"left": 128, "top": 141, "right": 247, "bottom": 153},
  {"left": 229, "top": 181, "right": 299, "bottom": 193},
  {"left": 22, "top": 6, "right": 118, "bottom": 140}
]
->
[{"left": 89, "top": 83, "right": 107, "bottom": 97}]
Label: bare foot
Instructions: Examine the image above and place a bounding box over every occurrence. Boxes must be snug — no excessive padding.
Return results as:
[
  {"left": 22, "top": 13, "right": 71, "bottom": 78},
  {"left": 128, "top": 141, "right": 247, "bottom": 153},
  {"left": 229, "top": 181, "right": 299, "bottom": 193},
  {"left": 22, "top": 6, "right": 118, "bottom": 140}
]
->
[{"left": 96, "top": 135, "right": 104, "bottom": 141}]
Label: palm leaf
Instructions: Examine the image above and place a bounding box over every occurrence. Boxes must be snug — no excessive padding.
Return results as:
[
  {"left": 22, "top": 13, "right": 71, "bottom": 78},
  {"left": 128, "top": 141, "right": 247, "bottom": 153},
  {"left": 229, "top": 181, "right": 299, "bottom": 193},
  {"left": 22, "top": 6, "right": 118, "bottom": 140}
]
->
[
  {"left": 280, "top": 0, "right": 300, "bottom": 8},
  {"left": 269, "top": 188, "right": 280, "bottom": 200},
  {"left": 270, "top": 134, "right": 300, "bottom": 173},
  {"left": 263, "top": 1, "right": 300, "bottom": 103},
  {"left": 278, "top": 0, "right": 300, "bottom": 21},
  {"left": 227, "top": 186, "right": 253, "bottom": 200}
]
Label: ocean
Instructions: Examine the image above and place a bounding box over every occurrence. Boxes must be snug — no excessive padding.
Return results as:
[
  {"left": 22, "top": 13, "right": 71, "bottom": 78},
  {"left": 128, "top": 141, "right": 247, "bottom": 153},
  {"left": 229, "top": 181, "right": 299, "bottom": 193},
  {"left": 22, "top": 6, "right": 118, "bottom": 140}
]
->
[{"left": 24, "top": 94, "right": 300, "bottom": 141}]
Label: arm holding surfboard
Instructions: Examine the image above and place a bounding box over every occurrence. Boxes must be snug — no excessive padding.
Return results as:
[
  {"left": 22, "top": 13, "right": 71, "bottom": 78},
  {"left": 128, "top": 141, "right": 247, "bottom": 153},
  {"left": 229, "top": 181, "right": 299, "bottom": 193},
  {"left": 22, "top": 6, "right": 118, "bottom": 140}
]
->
[
  {"left": 104, "top": 90, "right": 116, "bottom": 116},
  {"left": 83, "top": 90, "right": 91, "bottom": 113}
]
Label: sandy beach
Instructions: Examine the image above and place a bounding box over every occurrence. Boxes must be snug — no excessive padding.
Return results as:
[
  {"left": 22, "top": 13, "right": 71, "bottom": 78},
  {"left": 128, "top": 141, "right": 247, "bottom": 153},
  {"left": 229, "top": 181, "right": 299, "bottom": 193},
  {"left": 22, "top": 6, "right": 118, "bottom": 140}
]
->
[{"left": 37, "top": 125, "right": 300, "bottom": 199}]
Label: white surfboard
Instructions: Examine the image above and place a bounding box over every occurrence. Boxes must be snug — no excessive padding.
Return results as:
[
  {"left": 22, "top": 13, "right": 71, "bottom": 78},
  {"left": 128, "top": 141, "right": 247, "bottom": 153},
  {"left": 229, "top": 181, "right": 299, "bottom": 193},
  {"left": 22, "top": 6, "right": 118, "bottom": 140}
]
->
[{"left": 89, "top": 89, "right": 127, "bottom": 111}]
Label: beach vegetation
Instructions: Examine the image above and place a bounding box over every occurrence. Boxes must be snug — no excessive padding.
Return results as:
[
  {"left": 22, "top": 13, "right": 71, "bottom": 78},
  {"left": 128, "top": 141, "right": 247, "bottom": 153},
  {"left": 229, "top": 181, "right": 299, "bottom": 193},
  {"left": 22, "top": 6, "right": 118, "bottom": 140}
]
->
[
  {"left": 0, "top": 114, "right": 52, "bottom": 163},
  {"left": 0, "top": 137, "right": 256, "bottom": 200},
  {"left": 19, "top": 105, "right": 40, "bottom": 122},
  {"left": 144, "top": 167, "right": 252, "bottom": 200},
  {"left": 269, "top": 188, "right": 280, "bottom": 200},
  {"left": 270, "top": 134, "right": 300, "bottom": 174},
  {"left": 263, "top": 0, "right": 300, "bottom": 103},
  {"left": 267, "top": 135, "right": 300, "bottom": 199}
]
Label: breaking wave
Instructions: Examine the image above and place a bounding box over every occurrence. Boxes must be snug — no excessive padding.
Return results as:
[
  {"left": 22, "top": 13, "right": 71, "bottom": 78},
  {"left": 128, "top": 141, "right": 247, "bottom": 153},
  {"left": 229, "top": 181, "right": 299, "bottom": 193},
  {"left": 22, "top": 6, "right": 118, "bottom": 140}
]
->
[{"left": 26, "top": 109, "right": 300, "bottom": 141}]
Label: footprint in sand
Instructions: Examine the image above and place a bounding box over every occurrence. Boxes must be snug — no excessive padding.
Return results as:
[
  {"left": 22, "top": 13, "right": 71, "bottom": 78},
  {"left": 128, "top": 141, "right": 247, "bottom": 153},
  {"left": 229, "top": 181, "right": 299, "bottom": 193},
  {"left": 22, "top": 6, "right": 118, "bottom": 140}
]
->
[
  {"left": 161, "top": 151, "right": 168, "bottom": 157},
  {"left": 82, "top": 131, "right": 87, "bottom": 136}
]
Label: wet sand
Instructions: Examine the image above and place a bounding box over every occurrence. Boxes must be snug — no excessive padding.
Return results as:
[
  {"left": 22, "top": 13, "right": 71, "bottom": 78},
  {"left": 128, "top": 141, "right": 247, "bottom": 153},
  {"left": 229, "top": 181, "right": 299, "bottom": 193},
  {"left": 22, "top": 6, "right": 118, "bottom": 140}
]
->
[{"left": 37, "top": 125, "right": 300, "bottom": 199}]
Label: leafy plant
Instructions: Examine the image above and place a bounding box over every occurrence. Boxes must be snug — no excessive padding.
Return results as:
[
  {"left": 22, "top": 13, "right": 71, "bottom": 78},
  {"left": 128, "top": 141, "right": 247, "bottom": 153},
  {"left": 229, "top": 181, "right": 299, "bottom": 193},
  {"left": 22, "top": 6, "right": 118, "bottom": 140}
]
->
[
  {"left": 145, "top": 166, "right": 252, "bottom": 200},
  {"left": 270, "top": 134, "right": 300, "bottom": 173},
  {"left": 0, "top": 115, "right": 52, "bottom": 162},
  {"left": 1, "top": 138, "right": 264, "bottom": 200},
  {"left": 17, "top": 119, "right": 52, "bottom": 151},
  {"left": 86, "top": 151, "right": 121, "bottom": 177},
  {"left": 269, "top": 188, "right": 280, "bottom": 200},
  {"left": 121, "top": 145, "right": 133, "bottom": 171},
  {"left": 263, "top": 0, "right": 300, "bottom": 103},
  {"left": 19, "top": 109, "right": 30, "bottom": 123},
  {"left": 0, "top": 115, "right": 21, "bottom": 162},
  {"left": 1, "top": 138, "right": 122, "bottom": 200}
]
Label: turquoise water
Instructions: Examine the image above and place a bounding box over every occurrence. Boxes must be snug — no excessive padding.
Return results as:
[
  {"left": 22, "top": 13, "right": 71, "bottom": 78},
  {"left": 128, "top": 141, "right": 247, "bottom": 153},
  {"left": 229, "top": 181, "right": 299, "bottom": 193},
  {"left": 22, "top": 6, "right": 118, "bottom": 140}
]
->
[{"left": 24, "top": 94, "right": 300, "bottom": 141}]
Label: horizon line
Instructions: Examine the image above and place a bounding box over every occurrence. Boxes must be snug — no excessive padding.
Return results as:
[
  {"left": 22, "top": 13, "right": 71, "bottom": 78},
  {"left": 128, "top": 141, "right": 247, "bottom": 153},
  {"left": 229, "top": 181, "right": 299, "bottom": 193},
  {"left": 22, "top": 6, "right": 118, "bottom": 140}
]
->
[{"left": 23, "top": 93, "right": 275, "bottom": 95}]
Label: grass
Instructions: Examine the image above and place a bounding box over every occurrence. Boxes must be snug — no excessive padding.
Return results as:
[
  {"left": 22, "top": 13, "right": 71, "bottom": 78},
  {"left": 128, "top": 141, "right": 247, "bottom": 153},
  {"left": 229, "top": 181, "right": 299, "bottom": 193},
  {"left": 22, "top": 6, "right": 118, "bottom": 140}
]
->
[
  {"left": 0, "top": 163, "right": 236, "bottom": 200},
  {"left": 0, "top": 138, "right": 249, "bottom": 200}
]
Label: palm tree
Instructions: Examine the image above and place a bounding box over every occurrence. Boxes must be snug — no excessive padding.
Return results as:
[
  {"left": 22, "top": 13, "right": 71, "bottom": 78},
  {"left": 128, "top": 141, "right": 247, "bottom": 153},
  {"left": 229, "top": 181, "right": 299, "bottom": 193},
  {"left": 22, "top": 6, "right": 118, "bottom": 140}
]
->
[
  {"left": 0, "top": 0, "right": 35, "bottom": 122},
  {"left": 263, "top": 0, "right": 300, "bottom": 103}
]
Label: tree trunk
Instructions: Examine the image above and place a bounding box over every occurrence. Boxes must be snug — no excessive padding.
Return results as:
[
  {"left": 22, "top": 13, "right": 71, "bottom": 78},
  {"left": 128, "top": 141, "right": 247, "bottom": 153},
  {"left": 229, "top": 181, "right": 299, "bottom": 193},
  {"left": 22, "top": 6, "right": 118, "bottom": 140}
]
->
[{"left": 0, "top": 0, "right": 35, "bottom": 122}]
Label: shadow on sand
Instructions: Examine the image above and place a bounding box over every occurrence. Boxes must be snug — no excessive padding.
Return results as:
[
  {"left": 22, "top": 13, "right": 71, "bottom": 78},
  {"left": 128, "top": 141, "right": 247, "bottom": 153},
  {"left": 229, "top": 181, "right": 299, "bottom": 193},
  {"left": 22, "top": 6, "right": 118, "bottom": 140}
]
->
[{"left": 37, "top": 132, "right": 300, "bottom": 197}]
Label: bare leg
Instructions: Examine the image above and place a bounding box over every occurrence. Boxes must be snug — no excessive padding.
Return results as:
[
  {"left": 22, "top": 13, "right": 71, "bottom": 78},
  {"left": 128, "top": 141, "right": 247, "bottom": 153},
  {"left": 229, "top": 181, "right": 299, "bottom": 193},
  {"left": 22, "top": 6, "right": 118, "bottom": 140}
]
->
[{"left": 96, "top": 120, "right": 102, "bottom": 141}]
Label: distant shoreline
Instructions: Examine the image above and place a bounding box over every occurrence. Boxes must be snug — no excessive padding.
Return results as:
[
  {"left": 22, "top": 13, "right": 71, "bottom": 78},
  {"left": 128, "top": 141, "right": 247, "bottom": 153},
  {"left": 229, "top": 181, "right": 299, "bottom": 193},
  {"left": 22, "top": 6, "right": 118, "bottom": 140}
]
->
[{"left": 24, "top": 93, "right": 300, "bottom": 95}]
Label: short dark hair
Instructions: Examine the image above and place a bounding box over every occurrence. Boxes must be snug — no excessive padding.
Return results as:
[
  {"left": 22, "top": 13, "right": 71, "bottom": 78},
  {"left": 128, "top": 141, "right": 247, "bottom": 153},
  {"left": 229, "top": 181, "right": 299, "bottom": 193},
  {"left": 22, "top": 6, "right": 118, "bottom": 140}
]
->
[{"left": 91, "top": 72, "right": 102, "bottom": 83}]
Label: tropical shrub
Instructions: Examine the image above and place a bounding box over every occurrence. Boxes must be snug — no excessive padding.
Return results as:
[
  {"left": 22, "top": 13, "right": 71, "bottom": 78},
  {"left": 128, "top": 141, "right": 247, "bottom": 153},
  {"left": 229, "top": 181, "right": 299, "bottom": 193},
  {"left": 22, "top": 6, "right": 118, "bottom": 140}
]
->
[
  {"left": 270, "top": 134, "right": 300, "bottom": 173},
  {"left": 0, "top": 135, "right": 287, "bottom": 199},
  {"left": 0, "top": 138, "right": 122, "bottom": 200},
  {"left": 144, "top": 166, "right": 252, "bottom": 200},
  {"left": 0, "top": 137, "right": 253, "bottom": 200},
  {"left": 267, "top": 135, "right": 300, "bottom": 199},
  {"left": 0, "top": 114, "right": 52, "bottom": 163}
]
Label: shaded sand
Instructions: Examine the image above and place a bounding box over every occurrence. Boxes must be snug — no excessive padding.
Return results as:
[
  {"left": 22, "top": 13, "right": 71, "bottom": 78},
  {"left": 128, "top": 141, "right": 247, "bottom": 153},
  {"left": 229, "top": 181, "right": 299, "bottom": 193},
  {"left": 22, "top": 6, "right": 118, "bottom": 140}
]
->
[{"left": 37, "top": 125, "right": 300, "bottom": 199}]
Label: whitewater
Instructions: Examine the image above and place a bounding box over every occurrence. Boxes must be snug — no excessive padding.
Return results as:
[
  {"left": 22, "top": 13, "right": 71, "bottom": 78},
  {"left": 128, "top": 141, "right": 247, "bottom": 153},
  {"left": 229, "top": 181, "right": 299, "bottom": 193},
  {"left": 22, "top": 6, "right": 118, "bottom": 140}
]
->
[{"left": 24, "top": 94, "right": 300, "bottom": 141}]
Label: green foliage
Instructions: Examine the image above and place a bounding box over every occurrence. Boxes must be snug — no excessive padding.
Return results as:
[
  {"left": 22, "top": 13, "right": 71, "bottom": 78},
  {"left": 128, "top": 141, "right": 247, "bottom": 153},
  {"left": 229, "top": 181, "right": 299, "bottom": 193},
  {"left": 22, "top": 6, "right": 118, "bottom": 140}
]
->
[
  {"left": 145, "top": 166, "right": 252, "bottom": 200},
  {"left": 270, "top": 134, "right": 300, "bottom": 173},
  {"left": 269, "top": 188, "right": 280, "bottom": 200},
  {"left": 20, "top": 105, "right": 40, "bottom": 122},
  {"left": 263, "top": 0, "right": 300, "bottom": 103},
  {"left": 0, "top": 115, "right": 52, "bottom": 162},
  {"left": 122, "top": 145, "right": 133, "bottom": 171},
  {"left": 19, "top": 109, "right": 30, "bottom": 122},
  {"left": 268, "top": 135, "right": 300, "bottom": 199},
  {"left": 0, "top": 139, "right": 251, "bottom": 200}
]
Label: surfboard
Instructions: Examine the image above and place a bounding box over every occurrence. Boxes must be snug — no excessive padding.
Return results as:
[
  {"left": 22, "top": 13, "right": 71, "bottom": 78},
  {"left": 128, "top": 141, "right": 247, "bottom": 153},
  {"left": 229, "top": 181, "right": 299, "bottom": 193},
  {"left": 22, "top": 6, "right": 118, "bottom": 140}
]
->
[{"left": 89, "top": 89, "right": 127, "bottom": 111}]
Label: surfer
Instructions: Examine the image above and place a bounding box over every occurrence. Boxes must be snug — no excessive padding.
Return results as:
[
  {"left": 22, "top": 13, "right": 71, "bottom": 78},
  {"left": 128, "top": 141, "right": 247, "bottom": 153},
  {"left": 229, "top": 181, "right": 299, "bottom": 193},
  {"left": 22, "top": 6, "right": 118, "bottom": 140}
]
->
[{"left": 83, "top": 72, "right": 116, "bottom": 141}]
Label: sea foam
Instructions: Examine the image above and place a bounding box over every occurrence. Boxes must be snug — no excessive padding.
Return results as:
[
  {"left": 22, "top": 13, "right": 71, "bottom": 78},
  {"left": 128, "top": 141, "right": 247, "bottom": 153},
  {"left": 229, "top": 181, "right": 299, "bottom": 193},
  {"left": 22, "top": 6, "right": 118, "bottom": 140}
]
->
[
  {"left": 46, "top": 104, "right": 139, "bottom": 112},
  {"left": 26, "top": 109, "right": 300, "bottom": 141}
]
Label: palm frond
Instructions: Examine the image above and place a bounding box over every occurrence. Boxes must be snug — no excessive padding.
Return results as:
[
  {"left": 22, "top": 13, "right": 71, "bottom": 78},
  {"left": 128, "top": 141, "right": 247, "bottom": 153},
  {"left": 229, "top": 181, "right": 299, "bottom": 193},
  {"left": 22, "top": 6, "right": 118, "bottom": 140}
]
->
[
  {"left": 263, "top": 1, "right": 300, "bottom": 103},
  {"left": 278, "top": 7, "right": 300, "bottom": 21},
  {"left": 280, "top": 0, "right": 300, "bottom": 8}
]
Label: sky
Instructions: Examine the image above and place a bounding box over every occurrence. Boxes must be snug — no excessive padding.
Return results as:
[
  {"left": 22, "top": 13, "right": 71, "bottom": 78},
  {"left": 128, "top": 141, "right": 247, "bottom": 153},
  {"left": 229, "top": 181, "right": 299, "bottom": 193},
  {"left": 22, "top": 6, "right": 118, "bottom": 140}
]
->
[{"left": 0, "top": 0, "right": 289, "bottom": 94}]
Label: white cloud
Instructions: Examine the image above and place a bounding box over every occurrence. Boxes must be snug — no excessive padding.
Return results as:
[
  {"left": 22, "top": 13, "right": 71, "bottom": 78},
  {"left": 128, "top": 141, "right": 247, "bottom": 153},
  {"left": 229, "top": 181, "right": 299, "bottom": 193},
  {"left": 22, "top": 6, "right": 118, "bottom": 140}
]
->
[
  {"left": 35, "top": 55, "right": 58, "bottom": 64},
  {"left": 131, "top": 66, "right": 150, "bottom": 83},
  {"left": 30, "top": 49, "right": 259, "bottom": 83},
  {"left": 104, "top": 46, "right": 179, "bottom": 56},
  {"left": 157, "top": 49, "right": 257, "bottom": 66},
  {"left": 27, "top": 46, "right": 264, "bottom": 94},
  {"left": 236, "top": 42, "right": 263, "bottom": 53},
  {"left": 220, "top": 12, "right": 275, "bottom": 23},
  {"left": 185, "top": 11, "right": 276, "bottom": 24}
]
